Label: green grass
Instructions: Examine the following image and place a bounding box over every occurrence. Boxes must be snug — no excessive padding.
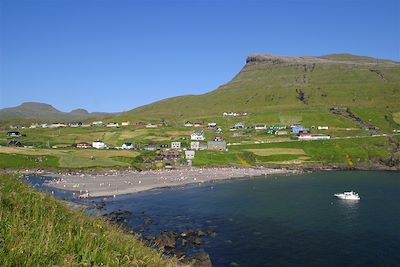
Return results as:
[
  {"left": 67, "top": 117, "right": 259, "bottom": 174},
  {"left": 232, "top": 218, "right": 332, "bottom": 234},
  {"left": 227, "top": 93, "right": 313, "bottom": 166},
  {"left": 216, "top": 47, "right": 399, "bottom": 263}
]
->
[
  {"left": 0, "top": 153, "right": 59, "bottom": 169},
  {"left": 230, "top": 136, "right": 391, "bottom": 165},
  {"left": 0, "top": 174, "right": 176, "bottom": 267}
]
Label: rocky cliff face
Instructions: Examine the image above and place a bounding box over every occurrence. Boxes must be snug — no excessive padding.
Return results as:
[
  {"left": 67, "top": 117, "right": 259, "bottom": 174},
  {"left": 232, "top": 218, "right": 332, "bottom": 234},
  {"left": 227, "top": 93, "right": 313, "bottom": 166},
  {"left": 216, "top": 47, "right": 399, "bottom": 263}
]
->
[{"left": 246, "top": 54, "right": 398, "bottom": 66}]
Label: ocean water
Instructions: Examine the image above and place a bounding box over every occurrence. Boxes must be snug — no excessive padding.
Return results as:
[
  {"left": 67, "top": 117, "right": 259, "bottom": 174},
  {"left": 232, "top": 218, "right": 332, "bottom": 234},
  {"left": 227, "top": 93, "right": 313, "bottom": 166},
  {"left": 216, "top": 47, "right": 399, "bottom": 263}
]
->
[{"left": 28, "top": 171, "right": 400, "bottom": 266}]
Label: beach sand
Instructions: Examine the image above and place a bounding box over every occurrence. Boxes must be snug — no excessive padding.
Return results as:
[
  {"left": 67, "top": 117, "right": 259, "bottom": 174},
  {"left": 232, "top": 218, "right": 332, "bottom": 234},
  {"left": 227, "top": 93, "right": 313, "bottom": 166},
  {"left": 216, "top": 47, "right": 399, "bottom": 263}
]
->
[{"left": 44, "top": 167, "right": 297, "bottom": 198}]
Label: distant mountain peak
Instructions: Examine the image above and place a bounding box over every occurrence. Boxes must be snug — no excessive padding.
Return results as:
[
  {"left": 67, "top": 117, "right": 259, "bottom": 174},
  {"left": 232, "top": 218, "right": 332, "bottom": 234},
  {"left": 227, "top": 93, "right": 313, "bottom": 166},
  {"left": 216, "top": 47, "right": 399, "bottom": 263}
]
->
[
  {"left": 0, "top": 102, "right": 118, "bottom": 122},
  {"left": 70, "top": 108, "right": 90, "bottom": 115}
]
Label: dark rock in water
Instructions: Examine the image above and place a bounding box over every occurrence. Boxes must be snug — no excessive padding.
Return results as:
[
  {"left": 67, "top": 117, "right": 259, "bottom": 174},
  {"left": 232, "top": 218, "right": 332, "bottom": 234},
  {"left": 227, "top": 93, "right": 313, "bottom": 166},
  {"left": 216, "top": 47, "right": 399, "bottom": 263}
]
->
[
  {"left": 193, "top": 238, "right": 204, "bottom": 246},
  {"left": 145, "top": 217, "right": 153, "bottom": 225},
  {"left": 138, "top": 226, "right": 145, "bottom": 232},
  {"left": 103, "top": 210, "right": 132, "bottom": 224},
  {"left": 197, "top": 230, "right": 207, "bottom": 237},
  {"left": 146, "top": 235, "right": 155, "bottom": 241},
  {"left": 181, "top": 252, "right": 213, "bottom": 267},
  {"left": 181, "top": 238, "right": 188, "bottom": 246},
  {"left": 94, "top": 202, "right": 106, "bottom": 210},
  {"left": 155, "top": 232, "right": 177, "bottom": 250}
]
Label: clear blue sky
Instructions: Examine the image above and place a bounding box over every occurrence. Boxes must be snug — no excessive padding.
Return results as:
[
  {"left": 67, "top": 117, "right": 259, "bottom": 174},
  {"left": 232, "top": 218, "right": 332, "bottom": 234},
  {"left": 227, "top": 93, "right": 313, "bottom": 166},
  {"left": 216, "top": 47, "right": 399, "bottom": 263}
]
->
[{"left": 0, "top": 0, "right": 399, "bottom": 112}]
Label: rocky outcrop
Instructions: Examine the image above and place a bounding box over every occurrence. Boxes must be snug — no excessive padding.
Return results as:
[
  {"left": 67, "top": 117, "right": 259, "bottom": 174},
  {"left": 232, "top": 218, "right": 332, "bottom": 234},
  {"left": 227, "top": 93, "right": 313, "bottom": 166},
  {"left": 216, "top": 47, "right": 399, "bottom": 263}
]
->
[{"left": 181, "top": 252, "right": 213, "bottom": 267}]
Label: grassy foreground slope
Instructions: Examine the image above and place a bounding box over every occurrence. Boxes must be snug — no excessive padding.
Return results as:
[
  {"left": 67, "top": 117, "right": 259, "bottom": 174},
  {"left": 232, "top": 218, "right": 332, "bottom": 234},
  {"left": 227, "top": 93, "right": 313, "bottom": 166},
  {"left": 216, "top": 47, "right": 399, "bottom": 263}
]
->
[
  {"left": 119, "top": 54, "right": 400, "bottom": 128},
  {"left": 0, "top": 174, "right": 175, "bottom": 267}
]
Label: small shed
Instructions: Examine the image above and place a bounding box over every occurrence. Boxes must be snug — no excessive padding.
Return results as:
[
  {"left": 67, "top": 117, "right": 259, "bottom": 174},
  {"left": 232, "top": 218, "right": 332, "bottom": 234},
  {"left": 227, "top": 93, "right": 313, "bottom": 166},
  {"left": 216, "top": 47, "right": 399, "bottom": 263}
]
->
[{"left": 185, "top": 150, "right": 195, "bottom": 160}]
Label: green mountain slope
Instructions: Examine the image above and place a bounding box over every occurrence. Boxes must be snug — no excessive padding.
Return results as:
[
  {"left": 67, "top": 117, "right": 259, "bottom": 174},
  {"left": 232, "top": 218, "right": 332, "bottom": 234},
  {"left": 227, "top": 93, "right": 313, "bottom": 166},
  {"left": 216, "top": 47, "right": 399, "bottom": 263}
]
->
[
  {"left": 120, "top": 54, "right": 400, "bottom": 125},
  {"left": 0, "top": 102, "right": 118, "bottom": 121}
]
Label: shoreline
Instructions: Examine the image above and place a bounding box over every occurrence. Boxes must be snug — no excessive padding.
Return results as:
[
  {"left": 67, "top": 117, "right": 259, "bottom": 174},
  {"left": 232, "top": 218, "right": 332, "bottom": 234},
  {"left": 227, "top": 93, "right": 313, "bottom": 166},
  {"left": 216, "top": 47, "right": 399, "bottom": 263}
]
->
[
  {"left": 7, "top": 163, "right": 399, "bottom": 198},
  {"left": 40, "top": 167, "right": 299, "bottom": 198},
  {"left": 44, "top": 167, "right": 298, "bottom": 198}
]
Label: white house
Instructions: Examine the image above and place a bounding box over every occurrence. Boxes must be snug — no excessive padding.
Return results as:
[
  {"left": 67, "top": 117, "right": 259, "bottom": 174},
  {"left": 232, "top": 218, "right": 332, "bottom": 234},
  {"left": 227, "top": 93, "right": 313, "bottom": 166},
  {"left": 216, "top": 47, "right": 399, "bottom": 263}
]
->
[
  {"left": 106, "top": 122, "right": 119, "bottom": 128},
  {"left": 50, "top": 123, "right": 67, "bottom": 128},
  {"left": 145, "top": 123, "right": 158, "bottom": 128},
  {"left": 317, "top": 126, "right": 329, "bottom": 130},
  {"left": 92, "top": 121, "right": 104, "bottom": 126},
  {"left": 184, "top": 121, "right": 193, "bottom": 127},
  {"left": 171, "top": 142, "right": 181, "bottom": 150},
  {"left": 234, "top": 122, "right": 245, "bottom": 129},
  {"left": 121, "top": 121, "right": 130, "bottom": 126},
  {"left": 92, "top": 140, "right": 107, "bottom": 149},
  {"left": 190, "top": 141, "right": 200, "bottom": 150},
  {"left": 185, "top": 150, "right": 195, "bottom": 160},
  {"left": 208, "top": 122, "right": 217, "bottom": 128},
  {"left": 255, "top": 124, "right": 267, "bottom": 130},
  {"left": 122, "top": 143, "right": 134, "bottom": 150},
  {"left": 191, "top": 130, "right": 205, "bottom": 141}
]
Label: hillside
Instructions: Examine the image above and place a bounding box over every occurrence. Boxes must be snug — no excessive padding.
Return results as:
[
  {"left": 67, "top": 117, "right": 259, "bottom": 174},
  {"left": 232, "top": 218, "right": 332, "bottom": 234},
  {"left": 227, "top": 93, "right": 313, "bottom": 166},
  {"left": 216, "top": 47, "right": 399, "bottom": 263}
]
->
[
  {"left": 0, "top": 102, "right": 118, "bottom": 121},
  {"left": 119, "top": 53, "right": 400, "bottom": 126}
]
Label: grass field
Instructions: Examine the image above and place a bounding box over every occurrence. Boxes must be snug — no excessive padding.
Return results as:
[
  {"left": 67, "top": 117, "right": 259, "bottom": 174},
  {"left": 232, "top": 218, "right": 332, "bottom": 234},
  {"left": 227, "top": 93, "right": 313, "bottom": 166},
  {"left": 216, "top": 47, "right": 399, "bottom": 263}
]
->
[
  {"left": 0, "top": 147, "right": 139, "bottom": 169},
  {"left": 0, "top": 174, "right": 175, "bottom": 266}
]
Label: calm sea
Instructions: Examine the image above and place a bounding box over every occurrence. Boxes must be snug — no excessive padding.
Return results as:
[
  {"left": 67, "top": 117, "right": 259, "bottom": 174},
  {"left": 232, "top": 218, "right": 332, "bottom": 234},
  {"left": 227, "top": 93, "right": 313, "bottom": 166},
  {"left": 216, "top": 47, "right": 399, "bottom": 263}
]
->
[{"left": 28, "top": 171, "right": 400, "bottom": 267}]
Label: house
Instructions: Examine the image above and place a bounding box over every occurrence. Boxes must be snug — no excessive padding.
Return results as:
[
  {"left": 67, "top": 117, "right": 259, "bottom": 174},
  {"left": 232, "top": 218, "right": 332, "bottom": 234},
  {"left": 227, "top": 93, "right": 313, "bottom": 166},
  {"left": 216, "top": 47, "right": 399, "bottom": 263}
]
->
[
  {"left": 50, "top": 122, "right": 67, "bottom": 128},
  {"left": 214, "top": 136, "right": 224, "bottom": 142},
  {"left": 7, "top": 131, "right": 21, "bottom": 137},
  {"left": 299, "top": 134, "right": 331, "bottom": 141},
  {"left": 144, "top": 145, "right": 157, "bottom": 151},
  {"left": 275, "top": 130, "right": 288, "bottom": 135},
  {"left": 194, "top": 122, "right": 204, "bottom": 127},
  {"left": 121, "top": 121, "right": 130, "bottom": 126},
  {"left": 291, "top": 124, "right": 307, "bottom": 134},
  {"left": 155, "top": 151, "right": 180, "bottom": 161},
  {"left": 208, "top": 122, "right": 217, "bottom": 128},
  {"left": 185, "top": 150, "right": 195, "bottom": 160},
  {"left": 106, "top": 122, "right": 119, "bottom": 128},
  {"left": 234, "top": 122, "right": 245, "bottom": 129},
  {"left": 207, "top": 141, "right": 227, "bottom": 151},
  {"left": 216, "top": 127, "right": 222, "bottom": 134},
  {"left": 191, "top": 130, "right": 205, "bottom": 141},
  {"left": 190, "top": 141, "right": 200, "bottom": 150},
  {"left": 92, "top": 121, "right": 104, "bottom": 126},
  {"left": 171, "top": 142, "right": 181, "bottom": 150},
  {"left": 40, "top": 123, "right": 50, "bottom": 128},
  {"left": 146, "top": 123, "right": 158, "bottom": 128},
  {"left": 76, "top": 142, "right": 92, "bottom": 148},
  {"left": 184, "top": 121, "right": 193, "bottom": 127},
  {"left": 255, "top": 124, "right": 267, "bottom": 130},
  {"left": 122, "top": 143, "right": 134, "bottom": 150},
  {"left": 8, "top": 140, "right": 22, "bottom": 147},
  {"left": 81, "top": 123, "right": 91, "bottom": 127},
  {"left": 159, "top": 144, "right": 169, "bottom": 150},
  {"left": 132, "top": 121, "right": 144, "bottom": 126},
  {"left": 267, "top": 124, "right": 287, "bottom": 134},
  {"left": 29, "top": 123, "right": 39, "bottom": 129},
  {"left": 317, "top": 126, "right": 329, "bottom": 130},
  {"left": 69, "top": 122, "right": 82, "bottom": 127},
  {"left": 92, "top": 140, "right": 106, "bottom": 149}
]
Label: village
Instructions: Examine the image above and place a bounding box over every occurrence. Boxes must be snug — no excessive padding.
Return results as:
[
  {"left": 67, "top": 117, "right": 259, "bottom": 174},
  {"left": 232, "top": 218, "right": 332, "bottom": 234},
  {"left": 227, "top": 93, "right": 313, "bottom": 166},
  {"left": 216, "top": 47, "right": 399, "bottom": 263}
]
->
[{"left": 2, "top": 111, "right": 335, "bottom": 167}]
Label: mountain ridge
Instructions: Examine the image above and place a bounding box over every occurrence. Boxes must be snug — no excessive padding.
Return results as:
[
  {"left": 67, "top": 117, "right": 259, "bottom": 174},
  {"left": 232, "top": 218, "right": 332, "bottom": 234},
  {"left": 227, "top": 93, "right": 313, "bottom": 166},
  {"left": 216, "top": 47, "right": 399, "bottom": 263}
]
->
[
  {"left": 0, "top": 102, "right": 119, "bottom": 121},
  {"left": 116, "top": 53, "right": 400, "bottom": 120}
]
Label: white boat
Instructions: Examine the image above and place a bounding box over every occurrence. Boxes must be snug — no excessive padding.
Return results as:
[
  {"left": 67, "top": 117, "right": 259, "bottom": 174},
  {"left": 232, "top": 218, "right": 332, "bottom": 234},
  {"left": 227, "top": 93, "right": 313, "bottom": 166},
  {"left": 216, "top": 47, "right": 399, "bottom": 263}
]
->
[{"left": 334, "top": 191, "right": 360, "bottom": 200}]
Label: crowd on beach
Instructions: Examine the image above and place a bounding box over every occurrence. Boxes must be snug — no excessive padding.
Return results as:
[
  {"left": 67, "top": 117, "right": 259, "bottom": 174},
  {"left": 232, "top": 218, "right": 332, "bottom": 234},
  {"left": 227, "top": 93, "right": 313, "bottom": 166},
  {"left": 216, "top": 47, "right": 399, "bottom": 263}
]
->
[{"left": 45, "top": 167, "right": 299, "bottom": 198}]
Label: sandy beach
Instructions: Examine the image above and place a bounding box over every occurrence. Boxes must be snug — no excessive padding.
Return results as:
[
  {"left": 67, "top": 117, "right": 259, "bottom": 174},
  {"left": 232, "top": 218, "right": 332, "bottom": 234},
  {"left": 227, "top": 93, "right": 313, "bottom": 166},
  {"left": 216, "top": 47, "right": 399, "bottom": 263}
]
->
[{"left": 44, "top": 167, "right": 298, "bottom": 198}]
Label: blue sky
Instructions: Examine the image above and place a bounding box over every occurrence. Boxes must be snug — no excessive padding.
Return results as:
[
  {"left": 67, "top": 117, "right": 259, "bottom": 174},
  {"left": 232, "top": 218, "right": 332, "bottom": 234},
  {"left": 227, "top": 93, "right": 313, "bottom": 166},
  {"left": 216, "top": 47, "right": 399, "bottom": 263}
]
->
[{"left": 0, "top": 0, "right": 399, "bottom": 112}]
